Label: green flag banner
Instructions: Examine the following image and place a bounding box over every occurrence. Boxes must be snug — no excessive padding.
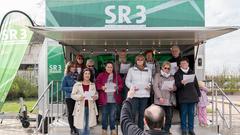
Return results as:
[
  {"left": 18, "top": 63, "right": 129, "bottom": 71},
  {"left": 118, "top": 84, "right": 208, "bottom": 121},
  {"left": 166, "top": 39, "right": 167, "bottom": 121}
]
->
[{"left": 0, "top": 13, "right": 33, "bottom": 111}]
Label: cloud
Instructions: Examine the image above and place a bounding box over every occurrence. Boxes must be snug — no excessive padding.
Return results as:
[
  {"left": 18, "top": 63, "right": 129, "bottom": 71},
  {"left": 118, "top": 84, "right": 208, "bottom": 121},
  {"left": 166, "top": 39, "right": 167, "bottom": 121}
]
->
[{"left": 205, "top": 0, "right": 240, "bottom": 74}]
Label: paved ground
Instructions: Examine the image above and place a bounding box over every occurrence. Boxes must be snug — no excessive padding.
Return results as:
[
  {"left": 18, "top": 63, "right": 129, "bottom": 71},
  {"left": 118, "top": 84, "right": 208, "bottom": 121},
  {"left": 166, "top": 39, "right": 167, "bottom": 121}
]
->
[
  {"left": 0, "top": 118, "right": 35, "bottom": 135},
  {"left": 48, "top": 118, "right": 217, "bottom": 135}
]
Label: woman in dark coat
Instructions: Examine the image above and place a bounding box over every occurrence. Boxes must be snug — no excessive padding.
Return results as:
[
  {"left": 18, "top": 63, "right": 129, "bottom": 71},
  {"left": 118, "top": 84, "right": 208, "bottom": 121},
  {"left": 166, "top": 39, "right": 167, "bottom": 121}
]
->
[{"left": 174, "top": 57, "right": 201, "bottom": 135}]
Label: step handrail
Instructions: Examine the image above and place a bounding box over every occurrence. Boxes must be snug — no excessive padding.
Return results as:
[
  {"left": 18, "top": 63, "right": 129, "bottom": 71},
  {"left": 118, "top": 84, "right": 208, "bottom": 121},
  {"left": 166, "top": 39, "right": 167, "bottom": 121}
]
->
[
  {"left": 35, "top": 109, "right": 49, "bottom": 135},
  {"left": 30, "top": 81, "right": 53, "bottom": 113},
  {"left": 209, "top": 80, "right": 240, "bottom": 130},
  {"left": 32, "top": 80, "right": 64, "bottom": 135},
  {"left": 213, "top": 82, "right": 240, "bottom": 114}
]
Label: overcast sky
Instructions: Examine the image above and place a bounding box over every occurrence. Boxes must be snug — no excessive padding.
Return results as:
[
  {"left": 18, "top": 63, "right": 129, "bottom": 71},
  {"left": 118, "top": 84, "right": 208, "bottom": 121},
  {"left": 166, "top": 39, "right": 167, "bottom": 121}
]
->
[{"left": 0, "top": 0, "right": 240, "bottom": 75}]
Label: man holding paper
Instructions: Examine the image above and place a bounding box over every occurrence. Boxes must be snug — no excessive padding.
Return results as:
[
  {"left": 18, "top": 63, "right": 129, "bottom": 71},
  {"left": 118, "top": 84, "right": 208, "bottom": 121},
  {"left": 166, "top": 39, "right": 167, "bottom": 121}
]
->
[
  {"left": 174, "top": 57, "right": 201, "bottom": 135},
  {"left": 169, "top": 45, "right": 182, "bottom": 75},
  {"left": 153, "top": 61, "right": 177, "bottom": 134},
  {"left": 117, "top": 49, "right": 132, "bottom": 101}
]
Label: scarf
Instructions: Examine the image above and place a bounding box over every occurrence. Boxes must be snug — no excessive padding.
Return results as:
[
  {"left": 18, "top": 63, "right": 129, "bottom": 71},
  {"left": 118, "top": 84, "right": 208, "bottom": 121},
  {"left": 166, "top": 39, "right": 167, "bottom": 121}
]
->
[
  {"left": 160, "top": 70, "right": 170, "bottom": 78},
  {"left": 180, "top": 67, "right": 189, "bottom": 73}
]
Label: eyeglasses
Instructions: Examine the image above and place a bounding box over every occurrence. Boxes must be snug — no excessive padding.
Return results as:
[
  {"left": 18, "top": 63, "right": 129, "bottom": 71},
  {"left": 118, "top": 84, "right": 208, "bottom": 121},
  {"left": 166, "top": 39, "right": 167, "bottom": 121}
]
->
[
  {"left": 137, "top": 59, "right": 144, "bottom": 61},
  {"left": 88, "top": 65, "right": 94, "bottom": 67},
  {"left": 163, "top": 67, "right": 170, "bottom": 70}
]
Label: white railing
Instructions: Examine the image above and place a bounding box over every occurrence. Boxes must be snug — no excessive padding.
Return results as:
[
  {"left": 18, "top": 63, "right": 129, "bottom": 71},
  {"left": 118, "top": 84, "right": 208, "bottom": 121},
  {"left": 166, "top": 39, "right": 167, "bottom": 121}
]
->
[
  {"left": 30, "top": 80, "right": 65, "bottom": 134},
  {"left": 205, "top": 80, "right": 240, "bottom": 134}
]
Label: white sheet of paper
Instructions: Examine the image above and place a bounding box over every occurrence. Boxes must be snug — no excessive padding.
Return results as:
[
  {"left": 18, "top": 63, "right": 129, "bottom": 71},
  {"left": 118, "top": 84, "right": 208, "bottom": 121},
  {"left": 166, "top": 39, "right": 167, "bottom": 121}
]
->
[
  {"left": 183, "top": 74, "right": 195, "bottom": 84},
  {"left": 120, "top": 63, "right": 131, "bottom": 74},
  {"left": 84, "top": 91, "right": 94, "bottom": 100},
  {"left": 146, "top": 63, "right": 156, "bottom": 72},
  {"left": 161, "top": 80, "right": 175, "bottom": 91},
  {"left": 105, "top": 83, "right": 115, "bottom": 93},
  {"left": 134, "top": 83, "right": 148, "bottom": 90},
  {"left": 170, "top": 62, "right": 178, "bottom": 75}
]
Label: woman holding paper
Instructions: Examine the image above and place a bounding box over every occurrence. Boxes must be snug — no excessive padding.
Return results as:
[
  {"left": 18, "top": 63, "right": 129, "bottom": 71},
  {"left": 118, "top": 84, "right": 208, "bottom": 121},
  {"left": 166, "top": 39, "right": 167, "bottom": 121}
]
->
[
  {"left": 125, "top": 54, "right": 152, "bottom": 130},
  {"left": 174, "top": 57, "right": 201, "bottom": 135},
  {"left": 71, "top": 68, "right": 98, "bottom": 135},
  {"left": 153, "top": 61, "right": 176, "bottom": 134},
  {"left": 96, "top": 62, "right": 123, "bottom": 135}
]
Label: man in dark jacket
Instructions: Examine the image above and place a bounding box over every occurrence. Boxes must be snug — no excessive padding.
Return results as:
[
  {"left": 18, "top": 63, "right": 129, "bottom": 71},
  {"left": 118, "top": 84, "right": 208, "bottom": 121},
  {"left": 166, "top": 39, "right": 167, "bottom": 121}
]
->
[
  {"left": 120, "top": 89, "right": 167, "bottom": 135},
  {"left": 169, "top": 45, "right": 181, "bottom": 67},
  {"left": 174, "top": 57, "right": 201, "bottom": 135},
  {"left": 169, "top": 45, "right": 182, "bottom": 111}
]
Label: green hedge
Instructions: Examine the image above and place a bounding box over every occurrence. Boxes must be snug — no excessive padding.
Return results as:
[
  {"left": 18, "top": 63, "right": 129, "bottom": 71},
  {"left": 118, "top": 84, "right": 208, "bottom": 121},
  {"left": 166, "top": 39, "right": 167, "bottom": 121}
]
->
[
  {"left": 7, "top": 76, "right": 38, "bottom": 100},
  {"left": 223, "top": 89, "right": 240, "bottom": 94}
]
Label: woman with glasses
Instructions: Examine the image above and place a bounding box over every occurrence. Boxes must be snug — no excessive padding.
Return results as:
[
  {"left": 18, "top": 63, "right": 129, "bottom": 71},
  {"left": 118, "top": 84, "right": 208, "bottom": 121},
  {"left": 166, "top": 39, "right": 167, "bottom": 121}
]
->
[
  {"left": 125, "top": 54, "right": 152, "bottom": 130},
  {"left": 71, "top": 68, "right": 98, "bottom": 135},
  {"left": 86, "top": 59, "right": 98, "bottom": 81},
  {"left": 153, "top": 61, "right": 176, "bottom": 134}
]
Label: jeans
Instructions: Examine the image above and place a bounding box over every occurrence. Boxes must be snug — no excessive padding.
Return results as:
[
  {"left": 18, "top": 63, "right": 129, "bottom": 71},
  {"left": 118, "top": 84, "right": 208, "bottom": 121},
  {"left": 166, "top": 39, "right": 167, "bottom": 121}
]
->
[
  {"left": 66, "top": 98, "right": 76, "bottom": 131},
  {"left": 180, "top": 103, "right": 195, "bottom": 132},
  {"left": 102, "top": 103, "right": 117, "bottom": 130},
  {"left": 78, "top": 107, "right": 90, "bottom": 135},
  {"left": 131, "top": 97, "right": 149, "bottom": 130},
  {"left": 161, "top": 106, "right": 173, "bottom": 132}
]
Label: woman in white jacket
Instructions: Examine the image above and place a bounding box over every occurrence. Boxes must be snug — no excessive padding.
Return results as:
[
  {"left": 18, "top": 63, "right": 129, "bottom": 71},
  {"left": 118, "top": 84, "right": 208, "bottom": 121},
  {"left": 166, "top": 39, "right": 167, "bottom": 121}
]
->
[
  {"left": 71, "top": 68, "right": 98, "bottom": 135},
  {"left": 125, "top": 54, "right": 152, "bottom": 130}
]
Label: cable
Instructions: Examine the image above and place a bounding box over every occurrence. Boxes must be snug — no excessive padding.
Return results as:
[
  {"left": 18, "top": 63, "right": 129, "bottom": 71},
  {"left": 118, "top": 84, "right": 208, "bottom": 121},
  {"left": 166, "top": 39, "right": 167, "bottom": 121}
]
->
[{"left": 0, "top": 10, "right": 36, "bottom": 32}]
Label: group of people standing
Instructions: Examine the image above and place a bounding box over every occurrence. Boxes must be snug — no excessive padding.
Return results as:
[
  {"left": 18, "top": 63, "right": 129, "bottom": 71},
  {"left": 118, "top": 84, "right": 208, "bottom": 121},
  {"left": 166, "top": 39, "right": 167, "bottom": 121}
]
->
[{"left": 61, "top": 46, "right": 209, "bottom": 135}]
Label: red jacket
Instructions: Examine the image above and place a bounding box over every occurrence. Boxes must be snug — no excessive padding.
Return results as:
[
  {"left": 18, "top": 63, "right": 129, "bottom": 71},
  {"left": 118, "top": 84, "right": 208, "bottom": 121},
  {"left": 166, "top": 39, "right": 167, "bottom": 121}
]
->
[{"left": 95, "top": 71, "right": 123, "bottom": 106}]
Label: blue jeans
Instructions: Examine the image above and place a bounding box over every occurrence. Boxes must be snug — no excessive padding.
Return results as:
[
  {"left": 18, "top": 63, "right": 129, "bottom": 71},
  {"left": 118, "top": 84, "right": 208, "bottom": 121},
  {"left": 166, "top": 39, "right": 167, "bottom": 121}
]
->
[
  {"left": 102, "top": 103, "right": 117, "bottom": 130},
  {"left": 78, "top": 107, "right": 90, "bottom": 135},
  {"left": 180, "top": 103, "right": 195, "bottom": 132},
  {"left": 131, "top": 97, "right": 149, "bottom": 130}
]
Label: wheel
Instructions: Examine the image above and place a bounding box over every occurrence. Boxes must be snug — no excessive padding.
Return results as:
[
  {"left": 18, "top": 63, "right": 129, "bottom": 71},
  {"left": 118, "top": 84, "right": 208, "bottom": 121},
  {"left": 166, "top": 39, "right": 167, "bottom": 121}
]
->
[{"left": 22, "top": 120, "right": 30, "bottom": 128}]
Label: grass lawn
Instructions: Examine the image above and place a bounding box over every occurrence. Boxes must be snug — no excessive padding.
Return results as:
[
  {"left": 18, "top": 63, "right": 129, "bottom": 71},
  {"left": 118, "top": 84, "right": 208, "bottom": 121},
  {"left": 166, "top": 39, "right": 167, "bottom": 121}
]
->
[{"left": 1, "top": 98, "right": 37, "bottom": 113}]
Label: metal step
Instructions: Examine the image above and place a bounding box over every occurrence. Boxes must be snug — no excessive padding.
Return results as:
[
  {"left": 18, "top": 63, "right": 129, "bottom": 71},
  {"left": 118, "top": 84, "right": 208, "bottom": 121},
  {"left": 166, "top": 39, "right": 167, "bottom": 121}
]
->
[{"left": 48, "top": 117, "right": 219, "bottom": 135}]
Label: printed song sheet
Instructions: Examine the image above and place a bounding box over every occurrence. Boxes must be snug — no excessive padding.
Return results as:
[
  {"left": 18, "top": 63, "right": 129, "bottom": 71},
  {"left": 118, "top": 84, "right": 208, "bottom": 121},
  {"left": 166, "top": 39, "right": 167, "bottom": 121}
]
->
[{"left": 183, "top": 74, "right": 195, "bottom": 84}]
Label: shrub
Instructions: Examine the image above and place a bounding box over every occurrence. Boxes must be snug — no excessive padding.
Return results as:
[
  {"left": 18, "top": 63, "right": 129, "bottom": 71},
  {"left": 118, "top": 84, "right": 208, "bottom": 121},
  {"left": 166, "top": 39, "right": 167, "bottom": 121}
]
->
[{"left": 7, "top": 76, "right": 37, "bottom": 100}]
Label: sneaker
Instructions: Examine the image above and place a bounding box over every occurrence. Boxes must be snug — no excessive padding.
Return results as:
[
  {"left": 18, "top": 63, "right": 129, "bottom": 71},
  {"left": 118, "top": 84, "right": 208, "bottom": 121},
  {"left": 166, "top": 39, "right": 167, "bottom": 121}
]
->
[
  {"left": 102, "top": 129, "right": 107, "bottom": 135},
  {"left": 189, "top": 130, "right": 196, "bottom": 135},
  {"left": 199, "top": 123, "right": 204, "bottom": 127},
  {"left": 111, "top": 130, "right": 117, "bottom": 135},
  {"left": 204, "top": 123, "right": 209, "bottom": 127},
  {"left": 70, "top": 129, "right": 74, "bottom": 134}
]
